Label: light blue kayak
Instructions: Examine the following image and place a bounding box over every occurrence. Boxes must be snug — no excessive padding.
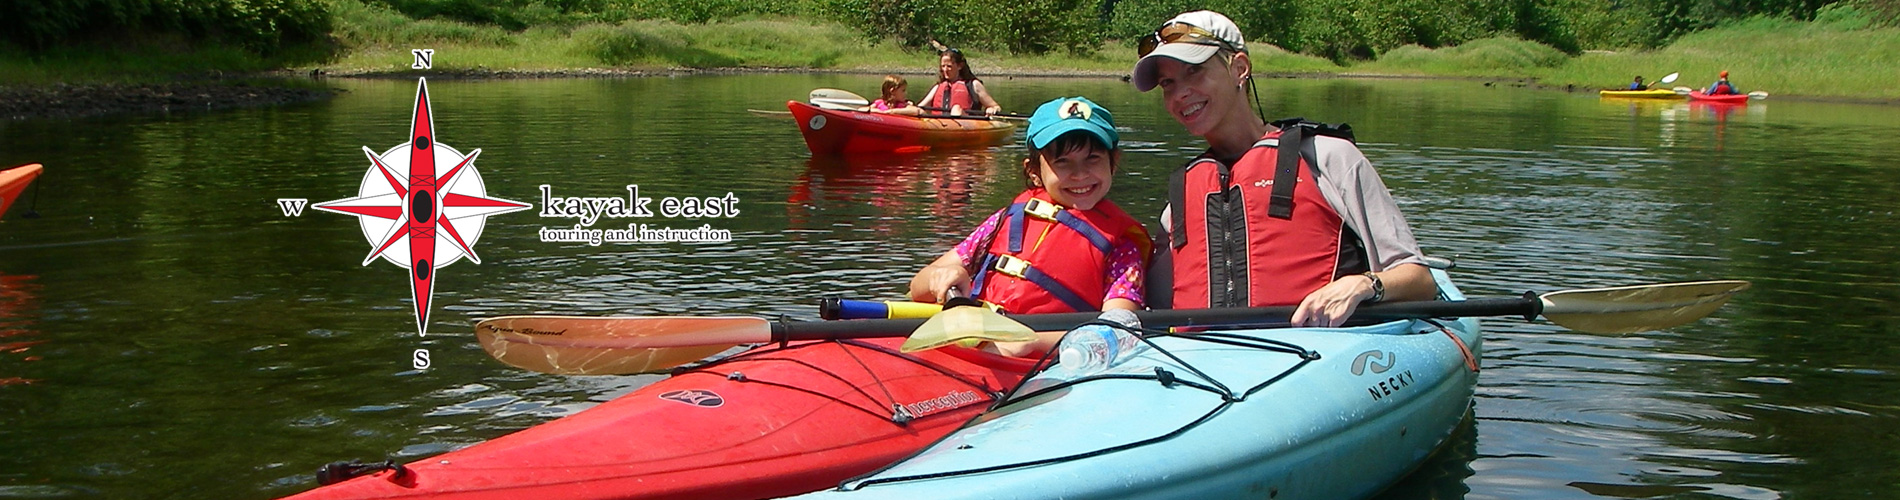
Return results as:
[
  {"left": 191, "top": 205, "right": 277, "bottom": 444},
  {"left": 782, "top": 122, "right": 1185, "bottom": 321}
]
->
[{"left": 790, "top": 268, "right": 1481, "bottom": 500}]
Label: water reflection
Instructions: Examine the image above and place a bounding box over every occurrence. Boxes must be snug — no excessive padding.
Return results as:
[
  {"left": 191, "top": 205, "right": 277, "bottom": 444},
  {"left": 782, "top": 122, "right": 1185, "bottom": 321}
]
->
[
  {"left": 0, "top": 273, "right": 41, "bottom": 386},
  {"left": 787, "top": 150, "right": 1000, "bottom": 233}
]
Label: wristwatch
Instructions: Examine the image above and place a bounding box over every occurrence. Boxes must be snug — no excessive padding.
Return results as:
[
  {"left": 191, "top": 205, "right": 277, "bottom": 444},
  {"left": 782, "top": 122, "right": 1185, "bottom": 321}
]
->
[{"left": 1361, "top": 271, "right": 1385, "bottom": 303}]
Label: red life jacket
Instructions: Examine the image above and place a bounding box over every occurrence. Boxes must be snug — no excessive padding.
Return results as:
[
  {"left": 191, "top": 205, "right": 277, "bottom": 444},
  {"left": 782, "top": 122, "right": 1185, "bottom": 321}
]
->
[
  {"left": 972, "top": 189, "right": 1150, "bottom": 314},
  {"left": 931, "top": 80, "right": 974, "bottom": 111},
  {"left": 1167, "top": 121, "right": 1370, "bottom": 308}
]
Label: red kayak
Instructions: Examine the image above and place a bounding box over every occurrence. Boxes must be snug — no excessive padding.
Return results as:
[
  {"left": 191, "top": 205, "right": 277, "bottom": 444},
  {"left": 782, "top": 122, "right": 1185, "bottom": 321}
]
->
[
  {"left": 282, "top": 339, "right": 1033, "bottom": 499},
  {"left": 1688, "top": 91, "right": 1750, "bottom": 104},
  {"left": 787, "top": 101, "right": 1015, "bottom": 155},
  {"left": 1, "top": 163, "right": 43, "bottom": 217}
]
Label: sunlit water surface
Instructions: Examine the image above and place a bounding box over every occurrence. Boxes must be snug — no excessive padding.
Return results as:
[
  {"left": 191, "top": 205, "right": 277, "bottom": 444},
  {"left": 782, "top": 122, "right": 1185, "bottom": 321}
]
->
[{"left": 2, "top": 74, "right": 1897, "bottom": 499}]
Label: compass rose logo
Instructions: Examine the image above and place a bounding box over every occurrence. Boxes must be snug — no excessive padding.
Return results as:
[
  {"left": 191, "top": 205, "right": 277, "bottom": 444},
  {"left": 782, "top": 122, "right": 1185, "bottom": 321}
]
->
[{"left": 312, "top": 78, "right": 530, "bottom": 336}]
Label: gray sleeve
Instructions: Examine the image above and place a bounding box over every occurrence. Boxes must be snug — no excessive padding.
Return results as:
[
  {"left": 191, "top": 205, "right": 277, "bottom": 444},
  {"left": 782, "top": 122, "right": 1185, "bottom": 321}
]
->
[{"left": 1310, "top": 137, "right": 1427, "bottom": 271}]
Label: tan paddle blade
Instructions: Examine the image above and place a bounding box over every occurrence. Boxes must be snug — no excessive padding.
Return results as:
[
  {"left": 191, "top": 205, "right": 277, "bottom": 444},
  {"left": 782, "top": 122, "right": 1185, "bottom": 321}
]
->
[
  {"left": 899, "top": 306, "right": 1036, "bottom": 352},
  {"left": 1538, "top": 280, "right": 1751, "bottom": 334},
  {"left": 475, "top": 316, "right": 772, "bottom": 375}
]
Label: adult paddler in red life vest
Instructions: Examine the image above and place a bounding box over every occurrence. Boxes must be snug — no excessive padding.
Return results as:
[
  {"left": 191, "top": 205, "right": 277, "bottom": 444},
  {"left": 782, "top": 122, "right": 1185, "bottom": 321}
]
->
[
  {"left": 1131, "top": 10, "right": 1438, "bottom": 327},
  {"left": 917, "top": 47, "right": 1004, "bottom": 116},
  {"left": 909, "top": 96, "right": 1151, "bottom": 356},
  {"left": 1706, "top": 70, "right": 1740, "bottom": 95}
]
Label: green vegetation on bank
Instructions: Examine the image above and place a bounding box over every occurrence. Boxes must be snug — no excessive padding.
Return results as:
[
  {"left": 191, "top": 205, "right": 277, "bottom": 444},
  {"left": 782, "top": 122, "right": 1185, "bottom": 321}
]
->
[{"left": 1, "top": 0, "right": 1896, "bottom": 100}]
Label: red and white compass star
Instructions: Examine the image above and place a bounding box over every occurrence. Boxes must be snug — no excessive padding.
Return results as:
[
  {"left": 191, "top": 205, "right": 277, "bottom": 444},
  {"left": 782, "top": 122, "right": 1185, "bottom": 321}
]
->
[{"left": 314, "top": 78, "right": 529, "bottom": 336}]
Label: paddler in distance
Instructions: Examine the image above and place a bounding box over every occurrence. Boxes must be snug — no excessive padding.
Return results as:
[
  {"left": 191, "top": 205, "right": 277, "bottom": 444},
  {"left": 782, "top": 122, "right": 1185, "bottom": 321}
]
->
[{"left": 917, "top": 46, "right": 1003, "bottom": 116}]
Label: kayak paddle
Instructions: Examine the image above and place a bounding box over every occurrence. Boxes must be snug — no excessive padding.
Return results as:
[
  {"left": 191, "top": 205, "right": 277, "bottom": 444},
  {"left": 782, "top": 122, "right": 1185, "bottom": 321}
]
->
[
  {"left": 1672, "top": 86, "right": 1768, "bottom": 99},
  {"left": 900, "top": 292, "right": 1035, "bottom": 352},
  {"left": 1659, "top": 72, "right": 1679, "bottom": 85},
  {"left": 475, "top": 280, "right": 1750, "bottom": 375},
  {"left": 810, "top": 88, "right": 870, "bottom": 110}
]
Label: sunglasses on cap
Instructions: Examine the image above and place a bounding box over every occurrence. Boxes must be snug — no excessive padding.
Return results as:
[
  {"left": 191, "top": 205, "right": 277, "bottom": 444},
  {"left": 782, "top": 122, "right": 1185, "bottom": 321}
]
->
[{"left": 1137, "top": 22, "right": 1240, "bottom": 58}]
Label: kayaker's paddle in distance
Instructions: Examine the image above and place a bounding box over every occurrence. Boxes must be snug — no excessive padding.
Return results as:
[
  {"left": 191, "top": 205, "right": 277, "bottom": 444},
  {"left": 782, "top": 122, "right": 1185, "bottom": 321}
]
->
[
  {"left": 476, "top": 280, "right": 1750, "bottom": 375},
  {"left": 1658, "top": 72, "right": 1679, "bottom": 85},
  {"left": 810, "top": 88, "right": 870, "bottom": 110}
]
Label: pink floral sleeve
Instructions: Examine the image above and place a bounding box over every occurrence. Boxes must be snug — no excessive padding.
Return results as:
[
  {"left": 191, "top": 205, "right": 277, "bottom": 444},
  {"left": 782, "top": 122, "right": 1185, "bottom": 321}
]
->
[
  {"left": 1103, "top": 239, "right": 1146, "bottom": 307},
  {"left": 951, "top": 209, "right": 1008, "bottom": 273}
]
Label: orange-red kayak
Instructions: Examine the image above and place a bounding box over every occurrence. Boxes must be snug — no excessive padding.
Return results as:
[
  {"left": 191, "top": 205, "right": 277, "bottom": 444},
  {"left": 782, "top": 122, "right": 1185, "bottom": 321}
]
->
[
  {"left": 787, "top": 101, "right": 1015, "bottom": 155},
  {"left": 281, "top": 338, "right": 1033, "bottom": 500},
  {"left": 1688, "top": 91, "right": 1750, "bottom": 104},
  {"left": 1, "top": 163, "right": 42, "bottom": 217}
]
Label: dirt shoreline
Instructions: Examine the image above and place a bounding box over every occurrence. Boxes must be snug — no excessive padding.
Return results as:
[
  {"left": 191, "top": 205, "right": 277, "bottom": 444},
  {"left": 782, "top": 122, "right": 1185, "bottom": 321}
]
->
[
  {"left": 0, "top": 81, "right": 337, "bottom": 121},
  {"left": 3, "top": 67, "right": 1889, "bottom": 121}
]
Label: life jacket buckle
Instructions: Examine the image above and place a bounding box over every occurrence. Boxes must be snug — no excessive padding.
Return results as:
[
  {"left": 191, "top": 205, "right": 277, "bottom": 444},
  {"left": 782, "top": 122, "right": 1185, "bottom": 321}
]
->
[
  {"left": 1023, "top": 198, "right": 1062, "bottom": 221},
  {"left": 992, "top": 254, "right": 1033, "bottom": 279}
]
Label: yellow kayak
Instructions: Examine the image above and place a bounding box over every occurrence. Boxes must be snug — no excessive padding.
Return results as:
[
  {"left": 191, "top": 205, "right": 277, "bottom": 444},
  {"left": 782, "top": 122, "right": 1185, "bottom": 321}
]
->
[{"left": 1599, "top": 88, "right": 1681, "bottom": 99}]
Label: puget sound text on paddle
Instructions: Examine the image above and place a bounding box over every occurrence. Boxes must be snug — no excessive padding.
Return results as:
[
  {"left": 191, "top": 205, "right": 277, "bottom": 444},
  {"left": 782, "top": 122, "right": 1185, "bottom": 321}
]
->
[{"left": 537, "top": 185, "right": 738, "bottom": 245}]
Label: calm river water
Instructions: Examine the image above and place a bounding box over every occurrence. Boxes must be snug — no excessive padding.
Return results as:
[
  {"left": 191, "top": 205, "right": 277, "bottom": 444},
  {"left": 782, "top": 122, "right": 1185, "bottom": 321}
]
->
[{"left": 2, "top": 74, "right": 1897, "bottom": 499}]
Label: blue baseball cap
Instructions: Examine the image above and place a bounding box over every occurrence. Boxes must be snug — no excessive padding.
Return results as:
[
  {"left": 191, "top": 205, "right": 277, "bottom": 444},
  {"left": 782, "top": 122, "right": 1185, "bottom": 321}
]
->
[{"left": 1025, "top": 96, "right": 1118, "bottom": 150}]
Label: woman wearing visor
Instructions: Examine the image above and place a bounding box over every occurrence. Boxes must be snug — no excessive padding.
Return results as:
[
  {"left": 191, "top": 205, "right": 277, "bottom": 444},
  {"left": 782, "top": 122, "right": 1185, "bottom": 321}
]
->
[{"left": 1131, "top": 10, "right": 1436, "bottom": 327}]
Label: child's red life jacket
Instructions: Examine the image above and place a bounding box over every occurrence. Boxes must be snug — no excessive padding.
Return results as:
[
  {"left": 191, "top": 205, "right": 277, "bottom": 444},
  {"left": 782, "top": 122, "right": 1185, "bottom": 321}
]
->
[
  {"left": 1167, "top": 120, "right": 1369, "bottom": 308},
  {"left": 972, "top": 189, "right": 1150, "bottom": 314}
]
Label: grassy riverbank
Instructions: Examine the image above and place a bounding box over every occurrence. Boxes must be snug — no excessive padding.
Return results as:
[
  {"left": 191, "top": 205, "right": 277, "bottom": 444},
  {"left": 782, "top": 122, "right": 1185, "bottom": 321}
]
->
[
  {"left": 2, "top": 2, "right": 1895, "bottom": 101},
  {"left": 311, "top": 0, "right": 1900, "bottom": 101}
]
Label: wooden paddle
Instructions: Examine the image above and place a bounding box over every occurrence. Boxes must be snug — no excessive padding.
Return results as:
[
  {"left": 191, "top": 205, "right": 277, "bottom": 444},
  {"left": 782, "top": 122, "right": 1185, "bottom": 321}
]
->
[{"left": 475, "top": 280, "right": 1750, "bottom": 375}]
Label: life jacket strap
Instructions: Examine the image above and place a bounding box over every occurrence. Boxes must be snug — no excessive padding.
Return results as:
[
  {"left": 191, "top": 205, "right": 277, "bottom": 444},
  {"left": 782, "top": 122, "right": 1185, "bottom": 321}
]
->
[
  {"left": 989, "top": 254, "right": 1095, "bottom": 312},
  {"left": 1006, "top": 200, "right": 1113, "bottom": 255}
]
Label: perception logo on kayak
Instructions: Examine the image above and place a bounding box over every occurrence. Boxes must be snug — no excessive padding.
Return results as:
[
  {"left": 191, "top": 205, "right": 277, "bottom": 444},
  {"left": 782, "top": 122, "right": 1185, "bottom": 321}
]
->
[
  {"left": 308, "top": 78, "right": 532, "bottom": 337},
  {"left": 659, "top": 389, "right": 725, "bottom": 407}
]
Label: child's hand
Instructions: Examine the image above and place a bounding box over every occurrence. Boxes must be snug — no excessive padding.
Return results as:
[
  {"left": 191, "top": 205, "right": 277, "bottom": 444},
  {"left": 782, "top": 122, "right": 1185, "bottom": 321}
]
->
[{"left": 909, "top": 257, "right": 973, "bottom": 304}]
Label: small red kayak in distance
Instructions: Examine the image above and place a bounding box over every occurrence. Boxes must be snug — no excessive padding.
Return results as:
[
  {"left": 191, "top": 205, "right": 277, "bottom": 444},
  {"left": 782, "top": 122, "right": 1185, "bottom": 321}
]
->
[
  {"left": 1688, "top": 91, "right": 1750, "bottom": 105},
  {"left": 0, "top": 163, "right": 43, "bottom": 217},
  {"left": 280, "top": 339, "right": 1033, "bottom": 500},
  {"left": 787, "top": 101, "right": 1015, "bottom": 155}
]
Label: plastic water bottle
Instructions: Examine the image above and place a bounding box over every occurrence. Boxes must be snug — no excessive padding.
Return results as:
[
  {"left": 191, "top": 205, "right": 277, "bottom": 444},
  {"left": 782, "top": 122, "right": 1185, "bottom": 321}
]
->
[{"left": 1053, "top": 309, "right": 1145, "bottom": 375}]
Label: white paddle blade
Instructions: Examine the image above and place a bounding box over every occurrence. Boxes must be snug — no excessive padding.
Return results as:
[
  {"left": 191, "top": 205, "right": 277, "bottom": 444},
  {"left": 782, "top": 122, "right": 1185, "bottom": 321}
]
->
[
  {"left": 810, "top": 97, "right": 869, "bottom": 110},
  {"left": 1659, "top": 72, "right": 1679, "bottom": 84},
  {"left": 810, "top": 88, "right": 870, "bottom": 109},
  {"left": 1539, "top": 280, "right": 1751, "bottom": 334},
  {"left": 475, "top": 316, "right": 771, "bottom": 375},
  {"left": 1748, "top": 91, "right": 1770, "bottom": 99},
  {"left": 901, "top": 307, "right": 1036, "bottom": 352},
  {"left": 1672, "top": 86, "right": 1694, "bottom": 94}
]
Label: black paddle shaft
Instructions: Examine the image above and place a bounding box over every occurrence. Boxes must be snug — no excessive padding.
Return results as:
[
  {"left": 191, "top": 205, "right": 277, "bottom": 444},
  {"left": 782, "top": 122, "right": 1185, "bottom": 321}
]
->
[{"left": 772, "top": 297, "right": 1540, "bottom": 341}]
